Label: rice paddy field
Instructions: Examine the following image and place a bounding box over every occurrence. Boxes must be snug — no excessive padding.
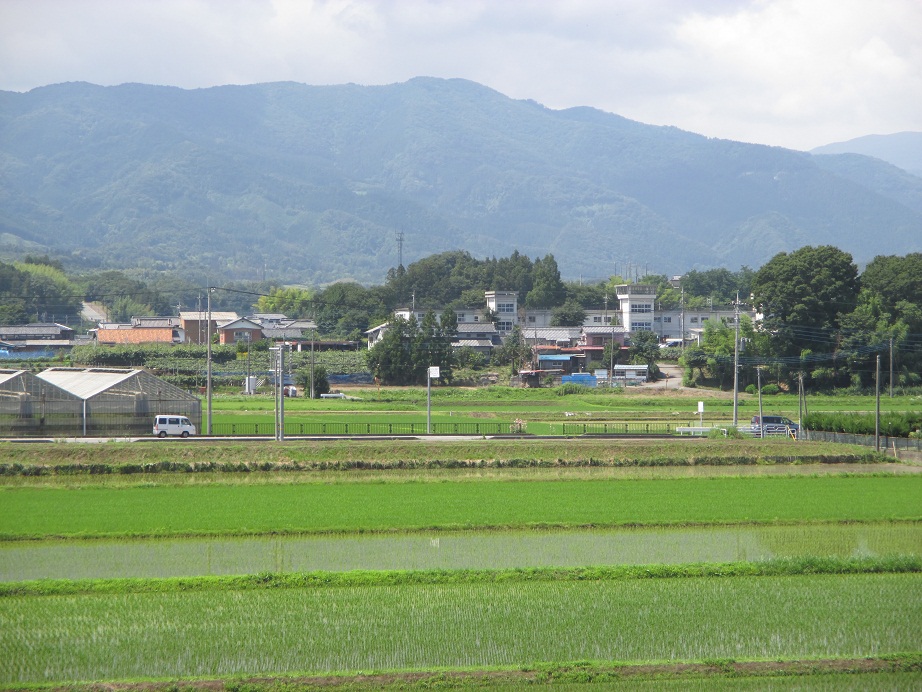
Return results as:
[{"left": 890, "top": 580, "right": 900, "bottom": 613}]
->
[{"left": 1, "top": 433, "right": 920, "bottom": 689}]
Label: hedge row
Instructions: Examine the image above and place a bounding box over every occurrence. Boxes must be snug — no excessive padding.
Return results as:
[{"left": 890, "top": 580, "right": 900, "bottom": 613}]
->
[{"left": 805, "top": 411, "right": 922, "bottom": 438}]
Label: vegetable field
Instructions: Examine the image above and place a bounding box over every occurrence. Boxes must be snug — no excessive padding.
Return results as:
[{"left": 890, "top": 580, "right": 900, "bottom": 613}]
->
[{"left": 0, "top": 434, "right": 920, "bottom": 689}]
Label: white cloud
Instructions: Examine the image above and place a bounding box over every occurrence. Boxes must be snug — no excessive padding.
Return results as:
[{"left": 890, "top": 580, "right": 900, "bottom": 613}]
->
[{"left": 0, "top": 0, "right": 919, "bottom": 149}]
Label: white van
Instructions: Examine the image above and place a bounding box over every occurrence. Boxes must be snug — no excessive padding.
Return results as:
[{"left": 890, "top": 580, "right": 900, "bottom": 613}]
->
[{"left": 153, "top": 415, "right": 196, "bottom": 438}]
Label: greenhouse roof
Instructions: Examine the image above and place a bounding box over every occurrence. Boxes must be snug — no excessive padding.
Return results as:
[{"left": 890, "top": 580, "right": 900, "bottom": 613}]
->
[
  {"left": 0, "top": 369, "right": 26, "bottom": 387},
  {"left": 37, "top": 368, "right": 141, "bottom": 400}
]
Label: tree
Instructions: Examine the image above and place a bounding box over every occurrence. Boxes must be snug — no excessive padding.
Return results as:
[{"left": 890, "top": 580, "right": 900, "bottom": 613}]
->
[
  {"left": 492, "top": 325, "right": 532, "bottom": 373},
  {"left": 296, "top": 364, "right": 329, "bottom": 398},
  {"left": 81, "top": 270, "right": 168, "bottom": 319},
  {"left": 255, "top": 287, "right": 314, "bottom": 318},
  {"left": 680, "top": 267, "right": 754, "bottom": 305},
  {"left": 550, "top": 300, "right": 586, "bottom": 327},
  {"left": 365, "top": 312, "right": 456, "bottom": 385},
  {"left": 680, "top": 347, "right": 708, "bottom": 384},
  {"left": 751, "top": 246, "right": 859, "bottom": 374},
  {"left": 525, "top": 255, "right": 565, "bottom": 308},
  {"left": 628, "top": 330, "right": 660, "bottom": 377},
  {"left": 601, "top": 340, "right": 624, "bottom": 371},
  {"left": 563, "top": 281, "right": 608, "bottom": 309},
  {"left": 0, "top": 262, "right": 31, "bottom": 323},
  {"left": 314, "top": 281, "right": 386, "bottom": 338},
  {"left": 365, "top": 315, "right": 417, "bottom": 385},
  {"left": 13, "top": 261, "right": 83, "bottom": 321},
  {"left": 860, "top": 253, "right": 922, "bottom": 310}
]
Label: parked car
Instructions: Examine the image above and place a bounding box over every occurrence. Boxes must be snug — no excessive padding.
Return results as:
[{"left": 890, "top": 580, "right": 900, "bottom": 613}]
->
[
  {"left": 751, "top": 415, "right": 799, "bottom": 437},
  {"left": 153, "top": 415, "right": 196, "bottom": 438}
]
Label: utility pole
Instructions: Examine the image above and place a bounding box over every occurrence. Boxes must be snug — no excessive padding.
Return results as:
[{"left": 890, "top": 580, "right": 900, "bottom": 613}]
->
[
  {"left": 732, "top": 292, "right": 740, "bottom": 427},
  {"left": 206, "top": 287, "right": 213, "bottom": 436},
  {"left": 271, "top": 344, "right": 288, "bottom": 441},
  {"left": 310, "top": 320, "right": 315, "bottom": 400},
  {"left": 889, "top": 337, "right": 894, "bottom": 398},
  {"left": 680, "top": 286, "right": 685, "bottom": 353},
  {"left": 875, "top": 354, "right": 881, "bottom": 453}
]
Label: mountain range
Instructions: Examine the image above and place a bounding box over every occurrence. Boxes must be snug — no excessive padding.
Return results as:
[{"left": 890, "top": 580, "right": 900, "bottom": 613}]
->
[{"left": 1, "top": 78, "right": 919, "bottom": 284}]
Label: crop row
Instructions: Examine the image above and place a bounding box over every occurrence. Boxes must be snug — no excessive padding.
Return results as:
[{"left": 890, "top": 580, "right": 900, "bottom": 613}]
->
[
  {"left": 2, "top": 476, "right": 920, "bottom": 539},
  {"left": 2, "top": 573, "right": 918, "bottom": 684}
]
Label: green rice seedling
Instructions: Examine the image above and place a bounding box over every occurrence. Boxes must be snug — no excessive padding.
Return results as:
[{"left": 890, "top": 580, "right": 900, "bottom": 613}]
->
[
  {"left": 1, "top": 574, "right": 919, "bottom": 684},
  {"left": 1, "top": 476, "right": 919, "bottom": 540}
]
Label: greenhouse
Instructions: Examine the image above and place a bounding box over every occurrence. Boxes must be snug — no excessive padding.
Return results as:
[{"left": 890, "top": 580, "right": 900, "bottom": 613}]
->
[
  {"left": 20, "top": 367, "right": 202, "bottom": 437},
  {"left": 0, "top": 369, "right": 82, "bottom": 437}
]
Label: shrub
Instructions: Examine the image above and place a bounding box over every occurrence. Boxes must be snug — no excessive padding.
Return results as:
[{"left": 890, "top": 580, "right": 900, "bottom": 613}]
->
[{"left": 761, "top": 384, "right": 781, "bottom": 395}]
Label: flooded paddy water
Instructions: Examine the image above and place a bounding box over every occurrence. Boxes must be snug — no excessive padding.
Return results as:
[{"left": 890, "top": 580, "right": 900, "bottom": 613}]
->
[{"left": 3, "top": 522, "right": 919, "bottom": 581}]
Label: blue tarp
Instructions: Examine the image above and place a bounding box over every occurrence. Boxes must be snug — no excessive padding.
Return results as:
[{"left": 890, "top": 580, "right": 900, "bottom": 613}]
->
[{"left": 561, "top": 374, "right": 597, "bottom": 387}]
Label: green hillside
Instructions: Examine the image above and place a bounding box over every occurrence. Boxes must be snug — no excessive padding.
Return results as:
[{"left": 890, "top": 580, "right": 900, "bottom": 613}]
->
[{"left": 1, "top": 78, "right": 919, "bottom": 282}]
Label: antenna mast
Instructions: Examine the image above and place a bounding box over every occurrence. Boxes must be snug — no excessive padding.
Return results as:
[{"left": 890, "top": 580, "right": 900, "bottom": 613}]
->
[{"left": 396, "top": 231, "right": 405, "bottom": 269}]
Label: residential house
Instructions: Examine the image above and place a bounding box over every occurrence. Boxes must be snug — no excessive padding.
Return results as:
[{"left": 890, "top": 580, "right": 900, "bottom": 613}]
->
[
  {"left": 96, "top": 317, "right": 183, "bottom": 345},
  {"left": 0, "top": 323, "right": 80, "bottom": 359},
  {"left": 216, "top": 318, "right": 264, "bottom": 346},
  {"left": 179, "top": 311, "right": 239, "bottom": 345},
  {"left": 453, "top": 322, "right": 501, "bottom": 356}
]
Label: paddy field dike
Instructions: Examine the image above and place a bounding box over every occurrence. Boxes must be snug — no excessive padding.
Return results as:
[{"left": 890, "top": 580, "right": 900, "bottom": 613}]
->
[{"left": 1, "top": 388, "right": 921, "bottom": 689}]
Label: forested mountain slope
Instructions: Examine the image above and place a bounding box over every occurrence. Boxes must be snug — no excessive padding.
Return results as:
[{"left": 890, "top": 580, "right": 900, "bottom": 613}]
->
[{"left": 1, "top": 78, "right": 919, "bottom": 283}]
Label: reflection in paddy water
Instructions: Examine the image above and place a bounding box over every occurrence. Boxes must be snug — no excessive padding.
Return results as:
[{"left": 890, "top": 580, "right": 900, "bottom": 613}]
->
[{"left": 2, "top": 522, "right": 920, "bottom": 581}]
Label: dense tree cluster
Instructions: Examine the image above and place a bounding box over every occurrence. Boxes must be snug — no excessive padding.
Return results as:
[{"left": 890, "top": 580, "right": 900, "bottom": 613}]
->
[
  {"left": 365, "top": 312, "right": 457, "bottom": 386},
  {"left": 684, "top": 247, "right": 922, "bottom": 392}
]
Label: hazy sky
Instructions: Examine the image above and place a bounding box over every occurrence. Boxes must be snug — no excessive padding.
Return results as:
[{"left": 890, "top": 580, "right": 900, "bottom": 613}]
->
[{"left": 1, "top": 0, "right": 919, "bottom": 151}]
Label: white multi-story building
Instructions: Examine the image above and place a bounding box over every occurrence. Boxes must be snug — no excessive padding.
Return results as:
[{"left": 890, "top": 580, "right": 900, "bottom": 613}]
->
[
  {"left": 484, "top": 291, "right": 518, "bottom": 334},
  {"left": 616, "top": 284, "right": 656, "bottom": 334}
]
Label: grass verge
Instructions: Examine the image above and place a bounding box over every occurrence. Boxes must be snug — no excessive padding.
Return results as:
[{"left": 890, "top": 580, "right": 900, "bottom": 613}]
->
[
  {"left": 0, "top": 438, "right": 889, "bottom": 476},
  {"left": 2, "top": 555, "right": 919, "bottom": 597}
]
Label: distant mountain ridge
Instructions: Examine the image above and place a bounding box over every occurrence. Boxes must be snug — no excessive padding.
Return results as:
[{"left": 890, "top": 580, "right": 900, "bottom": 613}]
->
[
  {"left": 0, "top": 78, "right": 919, "bottom": 284},
  {"left": 811, "top": 132, "right": 922, "bottom": 178}
]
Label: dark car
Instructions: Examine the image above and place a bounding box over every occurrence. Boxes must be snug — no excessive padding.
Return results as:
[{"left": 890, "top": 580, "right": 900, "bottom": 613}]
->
[{"left": 751, "top": 415, "right": 799, "bottom": 437}]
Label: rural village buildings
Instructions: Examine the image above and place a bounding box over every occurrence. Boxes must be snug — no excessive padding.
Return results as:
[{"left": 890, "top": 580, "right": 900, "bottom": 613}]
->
[{"left": 1, "top": 283, "right": 752, "bottom": 384}]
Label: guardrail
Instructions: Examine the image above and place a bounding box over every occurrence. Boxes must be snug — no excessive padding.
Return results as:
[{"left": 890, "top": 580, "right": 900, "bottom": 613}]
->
[
  {"left": 676, "top": 425, "right": 798, "bottom": 438},
  {"left": 210, "top": 421, "right": 512, "bottom": 436},
  {"left": 562, "top": 422, "right": 674, "bottom": 435}
]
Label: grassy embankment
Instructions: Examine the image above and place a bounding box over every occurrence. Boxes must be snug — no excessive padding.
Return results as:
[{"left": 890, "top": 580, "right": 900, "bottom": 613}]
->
[{"left": 0, "top": 437, "right": 889, "bottom": 476}]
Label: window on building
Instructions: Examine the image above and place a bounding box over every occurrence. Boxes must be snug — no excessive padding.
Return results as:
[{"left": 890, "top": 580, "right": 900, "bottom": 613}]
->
[
  {"left": 593, "top": 316, "right": 601, "bottom": 323},
  {"left": 497, "top": 321, "right": 513, "bottom": 332},
  {"left": 528, "top": 316, "right": 536, "bottom": 323},
  {"left": 663, "top": 316, "right": 672, "bottom": 323},
  {"left": 631, "top": 303, "right": 653, "bottom": 313},
  {"left": 690, "top": 317, "right": 698, "bottom": 323},
  {"left": 632, "top": 322, "right": 652, "bottom": 331},
  {"left": 498, "top": 303, "right": 515, "bottom": 313}
]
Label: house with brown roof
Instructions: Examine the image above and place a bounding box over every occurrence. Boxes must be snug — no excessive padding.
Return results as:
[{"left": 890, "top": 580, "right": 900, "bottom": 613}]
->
[{"left": 179, "top": 311, "right": 239, "bottom": 345}]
